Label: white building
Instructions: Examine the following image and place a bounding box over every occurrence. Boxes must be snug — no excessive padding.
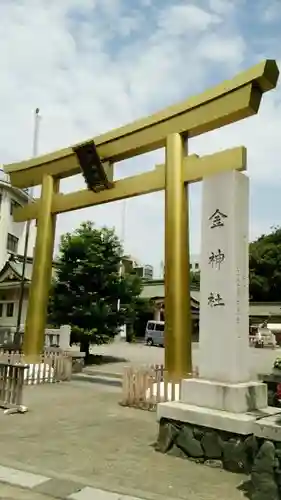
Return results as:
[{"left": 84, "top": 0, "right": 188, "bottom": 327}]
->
[
  {"left": 0, "top": 169, "right": 36, "bottom": 267},
  {"left": 121, "top": 255, "right": 154, "bottom": 279},
  {"left": 0, "top": 169, "right": 37, "bottom": 327},
  {"left": 161, "top": 255, "right": 200, "bottom": 277}
]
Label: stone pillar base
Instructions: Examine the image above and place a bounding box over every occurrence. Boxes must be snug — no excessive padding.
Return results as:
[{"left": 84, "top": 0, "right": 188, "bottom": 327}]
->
[
  {"left": 181, "top": 378, "right": 268, "bottom": 413},
  {"left": 158, "top": 377, "right": 269, "bottom": 435},
  {"left": 157, "top": 400, "right": 262, "bottom": 435}
]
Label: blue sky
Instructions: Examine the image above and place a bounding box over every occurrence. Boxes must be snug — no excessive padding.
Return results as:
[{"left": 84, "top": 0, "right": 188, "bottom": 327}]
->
[{"left": 1, "top": 0, "right": 281, "bottom": 275}]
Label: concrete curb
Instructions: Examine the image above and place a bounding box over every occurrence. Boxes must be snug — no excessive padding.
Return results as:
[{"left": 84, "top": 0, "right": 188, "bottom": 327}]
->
[
  {"left": 0, "top": 462, "right": 179, "bottom": 500},
  {"left": 0, "top": 465, "right": 140, "bottom": 499}
]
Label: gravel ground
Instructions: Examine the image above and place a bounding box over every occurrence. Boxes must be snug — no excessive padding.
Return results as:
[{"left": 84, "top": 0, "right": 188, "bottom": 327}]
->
[
  {"left": 0, "top": 382, "right": 247, "bottom": 500},
  {"left": 90, "top": 339, "right": 280, "bottom": 377}
]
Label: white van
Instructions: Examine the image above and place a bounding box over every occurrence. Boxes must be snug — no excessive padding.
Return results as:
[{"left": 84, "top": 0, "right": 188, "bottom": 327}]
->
[{"left": 144, "top": 320, "right": 164, "bottom": 347}]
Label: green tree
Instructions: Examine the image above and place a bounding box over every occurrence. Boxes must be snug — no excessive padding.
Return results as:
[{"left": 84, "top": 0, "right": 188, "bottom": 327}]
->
[
  {"left": 249, "top": 226, "right": 281, "bottom": 302},
  {"left": 48, "top": 221, "right": 142, "bottom": 357},
  {"left": 185, "top": 226, "right": 281, "bottom": 302}
]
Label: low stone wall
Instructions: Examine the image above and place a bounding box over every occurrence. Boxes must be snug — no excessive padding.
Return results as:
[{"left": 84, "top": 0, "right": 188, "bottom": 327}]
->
[
  {"left": 71, "top": 354, "right": 85, "bottom": 373},
  {"left": 156, "top": 418, "right": 281, "bottom": 499}
]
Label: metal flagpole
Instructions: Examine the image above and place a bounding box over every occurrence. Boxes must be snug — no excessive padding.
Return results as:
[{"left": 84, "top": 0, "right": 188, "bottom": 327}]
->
[
  {"left": 121, "top": 200, "right": 126, "bottom": 245},
  {"left": 15, "top": 108, "right": 41, "bottom": 340},
  {"left": 118, "top": 200, "right": 127, "bottom": 339},
  {"left": 119, "top": 199, "right": 127, "bottom": 284}
]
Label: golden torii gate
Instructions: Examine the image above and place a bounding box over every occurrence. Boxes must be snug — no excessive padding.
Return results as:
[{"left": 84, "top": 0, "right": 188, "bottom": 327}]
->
[{"left": 4, "top": 59, "right": 279, "bottom": 379}]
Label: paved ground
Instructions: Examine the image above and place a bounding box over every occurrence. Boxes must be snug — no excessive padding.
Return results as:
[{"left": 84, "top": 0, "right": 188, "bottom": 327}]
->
[
  {"left": 90, "top": 339, "right": 280, "bottom": 377},
  {"left": 0, "top": 381, "right": 248, "bottom": 500},
  {"left": 0, "top": 483, "right": 51, "bottom": 500}
]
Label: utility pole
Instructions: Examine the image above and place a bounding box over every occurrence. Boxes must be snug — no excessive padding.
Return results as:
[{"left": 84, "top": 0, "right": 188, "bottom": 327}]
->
[
  {"left": 15, "top": 108, "right": 41, "bottom": 342},
  {"left": 118, "top": 200, "right": 127, "bottom": 339},
  {"left": 121, "top": 200, "right": 126, "bottom": 244}
]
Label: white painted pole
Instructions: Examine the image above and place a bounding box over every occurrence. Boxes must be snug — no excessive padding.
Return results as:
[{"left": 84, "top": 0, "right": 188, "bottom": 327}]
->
[
  {"left": 118, "top": 200, "right": 127, "bottom": 339},
  {"left": 16, "top": 108, "right": 41, "bottom": 336},
  {"left": 121, "top": 200, "right": 126, "bottom": 244}
]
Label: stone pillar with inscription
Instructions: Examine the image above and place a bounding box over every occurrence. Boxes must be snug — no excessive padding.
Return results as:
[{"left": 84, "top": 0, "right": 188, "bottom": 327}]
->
[
  {"left": 158, "top": 171, "right": 270, "bottom": 435},
  {"left": 199, "top": 169, "right": 250, "bottom": 384}
]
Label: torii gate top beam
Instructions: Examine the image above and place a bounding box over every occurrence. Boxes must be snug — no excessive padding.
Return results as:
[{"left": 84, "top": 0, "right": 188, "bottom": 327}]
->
[
  {"left": 4, "top": 59, "right": 279, "bottom": 189},
  {"left": 14, "top": 147, "right": 246, "bottom": 222}
]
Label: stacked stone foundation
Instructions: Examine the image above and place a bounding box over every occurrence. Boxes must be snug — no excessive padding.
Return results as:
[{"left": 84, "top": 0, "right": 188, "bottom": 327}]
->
[{"left": 156, "top": 418, "right": 281, "bottom": 500}]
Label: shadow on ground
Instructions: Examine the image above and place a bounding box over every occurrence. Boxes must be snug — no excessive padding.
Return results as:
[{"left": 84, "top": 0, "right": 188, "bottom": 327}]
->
[
  {"left": 85, "top": 353, "right": 128, "bottom": 366},
  {"left": 238, "top": 480, "right": 253, "bottom": 499}
]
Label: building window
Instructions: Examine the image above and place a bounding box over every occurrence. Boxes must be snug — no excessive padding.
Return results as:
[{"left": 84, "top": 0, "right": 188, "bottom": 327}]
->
[
  {"left": 0, "top": 304, "right": 3, "bottom": 317},
  {"left": 10, "top": 200, "right": 21, "bottom": 216},
  {"left": 195, "top": 262, "right": 199, "bottom": 269},
  {"left": 6, "top": 303, "right": 14, "bottom": 317},
  {"left": 7, "top": 233, "right": 19, "bottom": 253}
]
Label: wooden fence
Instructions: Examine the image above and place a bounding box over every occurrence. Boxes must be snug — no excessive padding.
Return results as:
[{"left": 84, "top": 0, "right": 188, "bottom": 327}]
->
[
  {"left": 0, "top": 350, "right": 72, "bottom": 385},
  {"left": 121, "top": 364, "right": 198, "bottom": 411},
  {"left": 0, "top": 362, "right": 28, "bottom": 414}
]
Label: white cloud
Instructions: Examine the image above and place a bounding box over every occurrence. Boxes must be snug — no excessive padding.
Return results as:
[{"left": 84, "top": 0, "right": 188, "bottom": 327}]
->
[
  {"left": 197, "top": 33, "right": 246, "bottom": 65},
  {"left": 263, "top": 0, "right": 281, "bottom": 23},
  {"left": 157, "top": 4, "right": 221, "bottom": 35},
  {"left": 208, "top": 0, "right": 235, "bottom": 14},
  {"left": 1, "top": 0, "right": 281, "bottom": 275}
]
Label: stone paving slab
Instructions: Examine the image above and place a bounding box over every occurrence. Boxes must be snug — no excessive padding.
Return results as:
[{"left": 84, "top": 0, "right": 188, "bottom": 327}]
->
[
  {"left": 0, "top": 466, "right": 168, "bottom": 500},
  {"left": 0, "top": 466, "right": 49, "bottom": 489},
  {"left": 69, "top": 486, "right": 143, "bottom": 499},
  {"left": 0, "top": 382, "right": 247, "bottom": 500},
  {"left": 0, "top": 483, "right": 52, "bottom": 499},
  {"left": 34, "top": 478, "right": 85, "bottom": 498},
  {"left": 0, "top": 466, "right": 145, "bottom": 499}
]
